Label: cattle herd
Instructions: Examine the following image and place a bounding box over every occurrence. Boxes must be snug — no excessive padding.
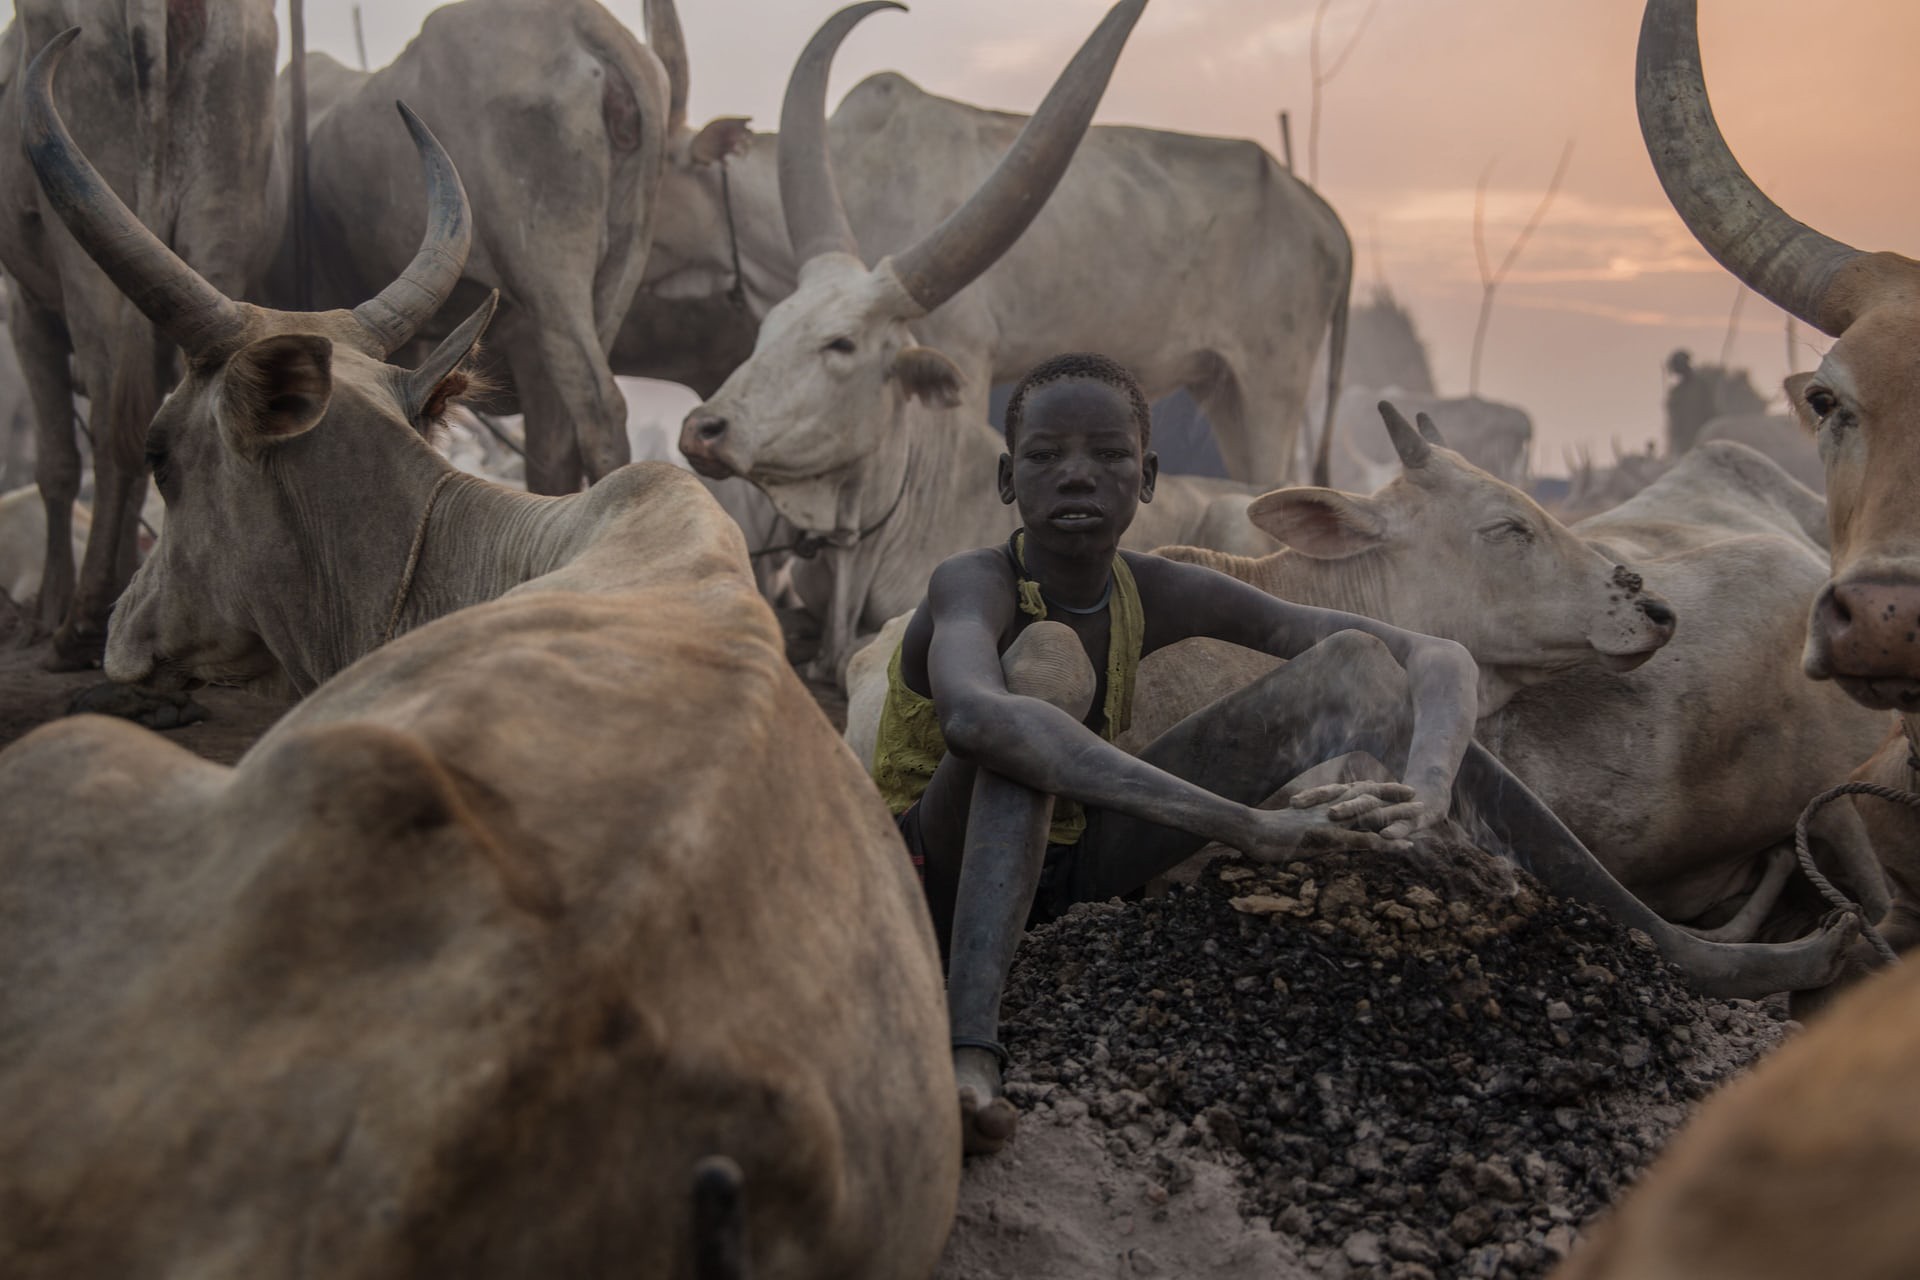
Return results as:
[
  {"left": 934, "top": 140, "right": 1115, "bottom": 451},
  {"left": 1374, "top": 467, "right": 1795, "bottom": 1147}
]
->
[{"left": 0, "top": 0, "right": 1916, "bottom": 1276}]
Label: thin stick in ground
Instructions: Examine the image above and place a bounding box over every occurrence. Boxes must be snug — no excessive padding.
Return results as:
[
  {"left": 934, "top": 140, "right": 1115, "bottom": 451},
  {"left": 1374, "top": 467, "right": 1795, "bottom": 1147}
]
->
[{"left": 1469, "top": 140, "right": 1574, "bottom": 397}]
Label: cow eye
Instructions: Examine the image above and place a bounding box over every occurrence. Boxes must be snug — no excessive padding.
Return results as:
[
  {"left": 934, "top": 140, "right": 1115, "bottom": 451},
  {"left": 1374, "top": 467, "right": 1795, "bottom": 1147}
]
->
[
  {"left": 823, "top": 336, "right": 856, "bottom": 355},
  {"left": 1804, "top": 386, "right": 1839, "bottom": 420},
  {"left": 1480, "top": 517, "right": 1532, "bottom": 543}
]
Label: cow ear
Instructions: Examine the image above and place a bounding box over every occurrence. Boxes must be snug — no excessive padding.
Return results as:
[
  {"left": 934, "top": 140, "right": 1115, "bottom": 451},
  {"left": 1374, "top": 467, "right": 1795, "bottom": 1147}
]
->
[
  {"left": 221, "top": 333, "right": 333, "bottom": 453},
  {"left": 688, "top": 115, "right": 753, "bottom": 165},
  {"left": 1247, "top": 487, "right": 1386, "bottom": 559},
  {"left": 1783, "top": 372, "right": 1820, "bottom": 435},
  {"left": 891, "top": 345, "right": 964, "bottom": 408},
  {"left": 405, "top": 293, "right": 498, "bottom": 430}
]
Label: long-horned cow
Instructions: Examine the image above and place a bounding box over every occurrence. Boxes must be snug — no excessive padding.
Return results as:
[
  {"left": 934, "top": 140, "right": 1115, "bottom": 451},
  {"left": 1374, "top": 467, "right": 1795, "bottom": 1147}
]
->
[
  {"left": 1639, "top": 0, "right": 1920, "bottom": 964},
  {"left": 0, "top": 2, "right": 281, "bottom": 665},
  {"left": 631, "top": 0, "right": 1351, "bottom": 485},
  {"left": 0, "top": 34, "right": 957, "bottom": 1277},
  {"left": 280, "top": 0, "right": 670, "bottom": 494},
  {"left": 681, "top": 0, "right": 1287, "bottom": 681}
]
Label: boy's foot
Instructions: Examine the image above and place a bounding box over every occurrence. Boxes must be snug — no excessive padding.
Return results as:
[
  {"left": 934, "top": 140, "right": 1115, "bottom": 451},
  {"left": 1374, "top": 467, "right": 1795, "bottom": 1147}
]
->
[{"left": 955, "top": 1044, "right": 1017, "bottom": 1155}]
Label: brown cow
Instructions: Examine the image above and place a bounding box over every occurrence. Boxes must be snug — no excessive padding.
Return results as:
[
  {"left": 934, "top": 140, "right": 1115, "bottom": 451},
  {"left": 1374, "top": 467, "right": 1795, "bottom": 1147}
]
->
[
  {"left": 0, "top": 34, "right": 956, "bottom": 1278},
  {"left": 1639, "top": 0, "right": 1920, "bottom": 971}
]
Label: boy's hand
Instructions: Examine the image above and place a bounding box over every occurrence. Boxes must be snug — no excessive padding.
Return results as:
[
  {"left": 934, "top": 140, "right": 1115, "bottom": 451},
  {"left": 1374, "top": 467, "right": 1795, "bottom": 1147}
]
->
[
  {"left": 1235, "top": 789, "right": 1417, "bottom": 862},
  {"left": 1290, "top": 780, "right": 1427, "bottom": 840}
]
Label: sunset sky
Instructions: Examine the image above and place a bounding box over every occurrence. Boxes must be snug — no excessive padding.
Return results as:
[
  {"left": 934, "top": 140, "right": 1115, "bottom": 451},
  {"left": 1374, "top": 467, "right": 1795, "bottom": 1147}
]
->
[{"left": 8, "top": 0, "right": 1915, "bottom": 473}]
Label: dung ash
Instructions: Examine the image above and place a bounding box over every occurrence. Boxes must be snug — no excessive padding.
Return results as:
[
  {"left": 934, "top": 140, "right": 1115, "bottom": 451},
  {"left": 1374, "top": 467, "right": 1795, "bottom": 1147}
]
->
[{"left": 999, "top": 841, "right": 1789, "bottom": 1279}]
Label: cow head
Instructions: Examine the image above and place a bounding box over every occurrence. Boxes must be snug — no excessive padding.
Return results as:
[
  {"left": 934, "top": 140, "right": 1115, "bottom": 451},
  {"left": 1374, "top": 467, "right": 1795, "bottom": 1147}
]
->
[
  {"left": 1251, "top": 403, "right": 1676, "bottom": 708},
  {"left": 19, "top": 30, "right": 491, "bottom": 697},
  {"left": 1640, "top": 0, "right": 1920, "bottom": 712},
  {"left": 679, "top": 0, "right": 1144, "bottom": 535}
]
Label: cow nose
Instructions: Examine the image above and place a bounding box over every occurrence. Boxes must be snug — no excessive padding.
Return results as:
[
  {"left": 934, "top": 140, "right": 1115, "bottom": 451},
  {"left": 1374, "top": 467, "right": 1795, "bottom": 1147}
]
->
[
  {"left": 678, "top": 410, "right": 737, "bottom": 480},
  {"left": 1816, "top": 579, "right": 1920, "bottom": 679},
  {"left": 1638, "top": 597, "right": 1676, "bottom": 629}
]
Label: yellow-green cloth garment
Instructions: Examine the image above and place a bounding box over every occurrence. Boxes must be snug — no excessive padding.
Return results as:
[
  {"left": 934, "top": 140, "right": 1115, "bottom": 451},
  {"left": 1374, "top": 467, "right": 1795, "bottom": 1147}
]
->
[{"left": 870, "top": 541, "right": 1144, "bottom": 845}]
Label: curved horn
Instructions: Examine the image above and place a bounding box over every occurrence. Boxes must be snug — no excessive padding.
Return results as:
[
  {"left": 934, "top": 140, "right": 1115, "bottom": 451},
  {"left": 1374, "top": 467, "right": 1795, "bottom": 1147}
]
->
[
  {"left": 1636, "top": 0, "right": 1864, "bottom": 336},
  {"left": 1415, "top": 411, "right": 1447, "bottom": 447},
  {"left": 778, "top": 3, "right": 904, "bottom": 266},
  {"left": 22, "top": 28, "right": 247, "bottom": 357},
  {"left": 644, "top": 0, "right": 690, "bottom": 136},
  {"left": 886, "top": 0, "right": 1146, "bottom": 316},
  {"left": 1377, "top": 401, "right": 1431, "bottom": 469},
  {"left": 351, "top": 102, "right": 472, "bottom": 357}
]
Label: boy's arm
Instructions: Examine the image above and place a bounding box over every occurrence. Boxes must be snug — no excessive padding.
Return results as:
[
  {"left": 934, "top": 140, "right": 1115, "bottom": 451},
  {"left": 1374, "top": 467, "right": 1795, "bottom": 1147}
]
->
[
  {"left": 1129, "top": 553, "right": 1479, "bottom": 829},
  {"left": 922, "top": 555, "right": 1407, "bottom": 859}
]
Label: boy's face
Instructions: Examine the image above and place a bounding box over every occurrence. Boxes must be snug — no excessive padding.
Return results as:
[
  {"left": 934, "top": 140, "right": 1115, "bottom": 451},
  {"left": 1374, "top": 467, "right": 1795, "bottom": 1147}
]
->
[{"left": 998, "top": 379, "right": 1157, "bottom": 553}]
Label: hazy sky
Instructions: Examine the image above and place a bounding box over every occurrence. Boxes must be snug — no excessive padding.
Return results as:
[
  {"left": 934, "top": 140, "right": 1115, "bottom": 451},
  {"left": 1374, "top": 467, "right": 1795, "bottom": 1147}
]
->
[{"left": 7, "top": 0, "right": 1915, "bottom": 472}]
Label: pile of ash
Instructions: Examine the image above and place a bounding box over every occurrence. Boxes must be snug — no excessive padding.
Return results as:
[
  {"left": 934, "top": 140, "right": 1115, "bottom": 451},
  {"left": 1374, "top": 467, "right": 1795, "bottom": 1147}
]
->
[{"left": 997, "top": 841, "right": 1790, "bottom": 1279}]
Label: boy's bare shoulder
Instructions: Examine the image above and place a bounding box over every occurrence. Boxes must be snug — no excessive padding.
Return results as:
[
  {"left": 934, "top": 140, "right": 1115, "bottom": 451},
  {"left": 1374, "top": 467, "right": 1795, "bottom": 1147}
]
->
[{"left": 929, "top": 546, "right": 1016, "bottom": 597}]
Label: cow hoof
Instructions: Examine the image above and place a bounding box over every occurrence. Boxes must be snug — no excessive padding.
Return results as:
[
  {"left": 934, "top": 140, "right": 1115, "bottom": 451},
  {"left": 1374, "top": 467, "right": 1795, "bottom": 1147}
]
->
[{"left": 64, "top": 681, "right": 211, "bottom": 731}]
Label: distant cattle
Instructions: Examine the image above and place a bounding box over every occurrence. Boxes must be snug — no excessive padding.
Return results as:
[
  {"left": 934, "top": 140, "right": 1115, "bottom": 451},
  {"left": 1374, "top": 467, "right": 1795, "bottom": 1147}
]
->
[
  {"left": 0, "top": 1, "right": 281, "bottom": 665},
  {"left": 631, "top": 0, "right": 1351, "bottom": 486},
  {"left": 280, "top": 0, "right": 671, "bottom": 494},
  {"left": 0, "top": 44, "right": 956, "bottom": 1277}
]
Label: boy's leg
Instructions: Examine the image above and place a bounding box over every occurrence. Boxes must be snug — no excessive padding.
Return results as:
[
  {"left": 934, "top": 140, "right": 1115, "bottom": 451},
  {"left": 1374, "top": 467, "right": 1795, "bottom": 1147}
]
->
[
  {"left": 1073, "top": 631, "right": 1859, "bottom": 999},
  {"left": 928, "top": 621, "right": 1094, "bottom": 1154},
  {"left": 1075, "top": 628, "right": 1414, "bottom": 899}
]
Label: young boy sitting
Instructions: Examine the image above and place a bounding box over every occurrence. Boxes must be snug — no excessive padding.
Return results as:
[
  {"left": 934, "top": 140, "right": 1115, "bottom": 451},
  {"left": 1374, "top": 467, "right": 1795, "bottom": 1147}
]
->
[{"left": 872, "top": 352, "right": 1855, "bottom": 1155}]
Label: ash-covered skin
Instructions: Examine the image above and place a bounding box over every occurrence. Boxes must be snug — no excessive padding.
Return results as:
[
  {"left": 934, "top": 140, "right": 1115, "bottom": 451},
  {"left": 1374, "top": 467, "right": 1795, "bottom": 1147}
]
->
[{"left": 1000, "top": 844, "right": 1790, "bottom": 1279}]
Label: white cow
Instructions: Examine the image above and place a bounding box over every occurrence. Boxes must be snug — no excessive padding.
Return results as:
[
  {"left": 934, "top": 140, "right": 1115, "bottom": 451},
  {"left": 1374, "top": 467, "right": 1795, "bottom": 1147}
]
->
[
  {"left": 682, "top": 1, "right": 1286, "bottom": 682},
  {"left": 631, "top": 0, "right": 1352, "bottom": 486}
]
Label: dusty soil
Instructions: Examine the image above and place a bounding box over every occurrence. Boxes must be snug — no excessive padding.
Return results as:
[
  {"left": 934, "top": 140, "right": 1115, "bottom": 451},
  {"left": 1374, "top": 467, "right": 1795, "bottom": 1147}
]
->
[
  {"left": 942, "top": 843, "right": 1791, "bottom": 1280},
  {"left": 0, "top": 614, "right": 288, "bottom": 765}
]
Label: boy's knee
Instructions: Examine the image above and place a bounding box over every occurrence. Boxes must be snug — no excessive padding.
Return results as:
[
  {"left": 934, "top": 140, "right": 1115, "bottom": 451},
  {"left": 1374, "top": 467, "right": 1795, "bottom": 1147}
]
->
[{"left": 1002, "top": 620, "right": 1096, "bottom": 719}]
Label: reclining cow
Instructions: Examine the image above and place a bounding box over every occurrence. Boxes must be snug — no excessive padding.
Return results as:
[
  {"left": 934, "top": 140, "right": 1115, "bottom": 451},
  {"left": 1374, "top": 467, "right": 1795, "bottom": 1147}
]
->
[
  {"left": 1639, "top": 0, "right": 1920, "bottom": 968},
  {"left": 279, "top": 0, "right": 671, "bottom": 494},
  {"left": 680, "top": 0, "right": 1288, "bottom": 683},
  {"left": 0, "top": 36, "right": 956, "bottom": 1277},
  {"left": 631, "top": 0, "right": 1351, "bottom": 486}
]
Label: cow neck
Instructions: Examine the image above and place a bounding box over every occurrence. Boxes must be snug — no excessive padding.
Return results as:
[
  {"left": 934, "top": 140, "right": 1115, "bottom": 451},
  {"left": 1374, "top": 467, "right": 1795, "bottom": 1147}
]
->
[
  {"left": 383, "top": 467, "right": 582, "bottom": 641},
  {"left": 1245, "top": 546, "right": 1397, "bottom": 627}
]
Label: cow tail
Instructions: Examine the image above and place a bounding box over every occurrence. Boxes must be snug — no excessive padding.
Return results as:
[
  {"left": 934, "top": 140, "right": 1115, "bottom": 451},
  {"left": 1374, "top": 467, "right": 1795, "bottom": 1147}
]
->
[
  {"left": 692, "top": 1154, "right": 750, "bottom": 1280},
  {"left": 1310, "top": 238, "right": 1352, "bottom": 488},
  {"left": 574, "top": 6, "right": 672, "bottom": 350}
]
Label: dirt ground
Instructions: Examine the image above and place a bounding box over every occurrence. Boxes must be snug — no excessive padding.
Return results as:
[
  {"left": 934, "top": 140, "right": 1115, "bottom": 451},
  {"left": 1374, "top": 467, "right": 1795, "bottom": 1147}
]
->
[{"left": 0, "top": 601, "right": 1790, "bottom": 1280}]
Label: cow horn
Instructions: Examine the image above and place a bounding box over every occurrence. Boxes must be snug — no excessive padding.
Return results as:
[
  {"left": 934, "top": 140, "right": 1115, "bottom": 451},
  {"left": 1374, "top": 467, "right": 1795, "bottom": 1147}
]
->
[
  {"left": 1415, "top": 412, "right": 1447, "bottom": 447},
  {"left": 1636, "top": 0, "right": 1865, "bottom": 337},
  {"left": 351, "top": 103, "right": 473, "bottom": 358},
  {"left": 644, "top": 0, "right": 690, "bottom": 136},
  {"left": 778, "top": 3, "right": 904, "bottom": 267},
  {"left": 1378, "top": 401, "right": 1431, "bottom": 469},
  {"left": 21, "top": 28, "right": 248, "bottom": 358},
  {"left": 885, "top": 0, "right": 1146, "bottom": 316}
]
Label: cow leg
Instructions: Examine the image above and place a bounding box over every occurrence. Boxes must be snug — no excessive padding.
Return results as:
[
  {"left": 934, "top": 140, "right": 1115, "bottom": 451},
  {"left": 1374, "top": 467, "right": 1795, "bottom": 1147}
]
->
[
  {"left": 1185, "top": 354, "right": 1256, "bottom": 482},
  {"left": 12, "top": 300, "right": 79, "bottom": 634},
  {"left": 56, "top": 318, "right": 161, "bottom": 669},
  {"left": 1681, "top": 844, "right": 1797, "bottom": 943},
  {"left": 499, "top": 293, "right": 628, "bottom": 495},
  {"left": 922, "top": 621, "right": 1094, "bottom": 1155}
]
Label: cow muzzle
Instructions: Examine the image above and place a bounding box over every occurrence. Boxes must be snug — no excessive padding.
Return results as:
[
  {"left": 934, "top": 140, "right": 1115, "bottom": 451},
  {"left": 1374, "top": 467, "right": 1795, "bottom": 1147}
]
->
[
  {"left": 1806, "top": 577, "right": 1920, "bottom": 710},
  {"left": 1589, "top": 582, "right": 1679, "bottom": 672},
  {"left": 679, "top": 409, "right": 740, "bottom": 480}
]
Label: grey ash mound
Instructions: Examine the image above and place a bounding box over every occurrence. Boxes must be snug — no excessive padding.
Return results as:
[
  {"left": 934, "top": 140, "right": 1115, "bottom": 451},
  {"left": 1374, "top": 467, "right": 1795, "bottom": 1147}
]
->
[{"left": 997, "top": 842, "right": 1790, "bottom": 1279}]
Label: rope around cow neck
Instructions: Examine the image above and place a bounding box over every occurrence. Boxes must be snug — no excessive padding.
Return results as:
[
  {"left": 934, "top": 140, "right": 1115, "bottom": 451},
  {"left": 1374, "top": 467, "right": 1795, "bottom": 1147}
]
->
[
  {"left": 380, "top": 468, "right": 461, "bottom": 647},
  {"left": 746, "top": 442, "right": 916, "bottom": 562}
]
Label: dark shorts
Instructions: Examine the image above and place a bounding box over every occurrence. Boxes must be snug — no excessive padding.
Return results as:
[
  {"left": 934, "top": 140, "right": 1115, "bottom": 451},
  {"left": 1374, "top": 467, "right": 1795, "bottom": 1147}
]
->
[{"left": 895, "top": 801, "right": 1085, "bottom": 929}]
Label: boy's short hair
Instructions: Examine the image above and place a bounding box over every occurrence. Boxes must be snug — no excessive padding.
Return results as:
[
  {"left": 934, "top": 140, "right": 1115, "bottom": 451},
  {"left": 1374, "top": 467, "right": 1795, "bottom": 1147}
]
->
[{"left": 1004, "top": 352, "right": 1152, "bottom": 450}]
